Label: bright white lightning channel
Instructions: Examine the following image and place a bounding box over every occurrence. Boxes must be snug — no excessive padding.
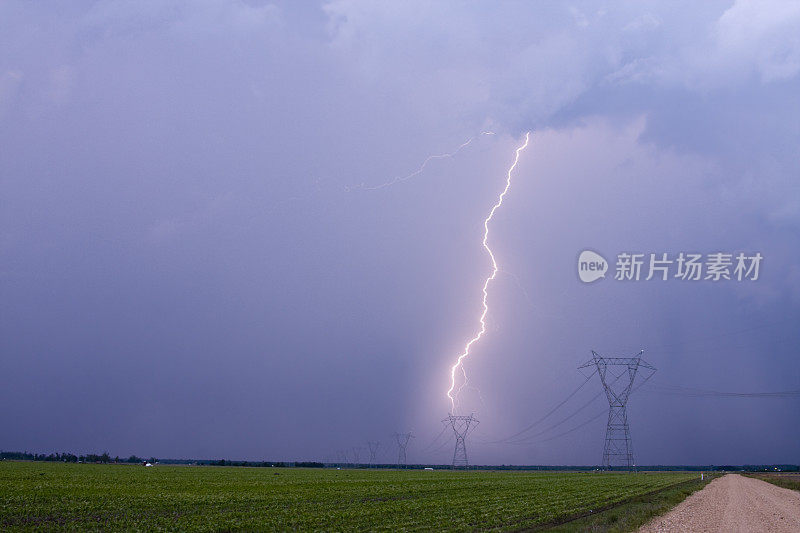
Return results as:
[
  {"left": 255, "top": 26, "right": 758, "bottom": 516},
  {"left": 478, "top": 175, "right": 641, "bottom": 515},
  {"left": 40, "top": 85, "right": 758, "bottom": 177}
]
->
[{"left": 446, "top": 131, "right": 531, "bottom": 414}]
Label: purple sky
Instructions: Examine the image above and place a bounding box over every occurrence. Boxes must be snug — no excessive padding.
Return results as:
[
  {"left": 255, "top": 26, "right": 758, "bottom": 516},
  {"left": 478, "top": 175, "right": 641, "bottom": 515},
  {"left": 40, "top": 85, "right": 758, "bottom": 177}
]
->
[{"left": 1, "top": 1, "right": 799, "bottom": 465}]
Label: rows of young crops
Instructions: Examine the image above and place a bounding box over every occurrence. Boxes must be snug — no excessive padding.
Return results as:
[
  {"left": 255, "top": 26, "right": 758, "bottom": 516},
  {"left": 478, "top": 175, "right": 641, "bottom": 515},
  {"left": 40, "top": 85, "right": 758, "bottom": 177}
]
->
[{"left": 0, "top": 462, "right": 695, "bottom": 531}]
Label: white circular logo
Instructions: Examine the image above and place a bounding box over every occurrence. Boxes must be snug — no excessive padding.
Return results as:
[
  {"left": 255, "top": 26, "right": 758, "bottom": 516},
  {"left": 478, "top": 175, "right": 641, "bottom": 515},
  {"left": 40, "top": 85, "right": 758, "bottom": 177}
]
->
[{"left": 578, "top": 250, "right": 608, "bottom": 283}]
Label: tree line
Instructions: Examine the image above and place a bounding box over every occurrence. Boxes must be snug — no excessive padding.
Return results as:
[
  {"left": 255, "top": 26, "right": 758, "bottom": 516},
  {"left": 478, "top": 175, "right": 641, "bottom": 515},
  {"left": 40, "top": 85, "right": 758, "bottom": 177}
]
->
[
  {"left": 0, "top": 451, "right": 322, "bottom": 468},
  {"left": 1, "top": 451, "right": 156, "bottom": 464}
]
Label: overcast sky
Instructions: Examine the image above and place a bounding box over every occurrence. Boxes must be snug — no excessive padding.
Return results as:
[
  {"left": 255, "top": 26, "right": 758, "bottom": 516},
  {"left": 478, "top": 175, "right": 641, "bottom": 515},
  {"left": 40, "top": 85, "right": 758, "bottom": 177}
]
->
[{"left": 2, "top": 1, "right": 799, "bottom": 465}]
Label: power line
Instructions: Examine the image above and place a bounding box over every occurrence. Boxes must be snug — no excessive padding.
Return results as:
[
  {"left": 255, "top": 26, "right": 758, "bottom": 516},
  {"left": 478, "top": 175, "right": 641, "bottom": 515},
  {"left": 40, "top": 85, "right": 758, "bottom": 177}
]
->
[
  {"left": 419, "top": 425, "right": 448, "bottom": 452},
  {"left": 504, "top": 389, "right": 607, "bottom": 445},
  {"left": 486, "top": 369, "right": 596, "bottom": 444},
  {"left": 644, "top": 383, "right": 800, "bottom": 399},
  {"left": 489, "top": 371, "right": 622, "bottom": 446},
  {"left": 515, "top": 366, "right": 657, "bottom": 448}
]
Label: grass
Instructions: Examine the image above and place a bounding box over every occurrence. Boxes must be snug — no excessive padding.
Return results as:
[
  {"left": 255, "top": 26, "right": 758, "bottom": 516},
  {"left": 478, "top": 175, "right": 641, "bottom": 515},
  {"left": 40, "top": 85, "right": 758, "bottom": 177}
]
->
[
  {"left": 542, "top": 474, "right": 717, "bottom": 532},
  {"left": 745, "top": 472, "right": 800, "bottom": 492},
  {"left": 0, "top": 462, "right": 703, "bottom": 531}
]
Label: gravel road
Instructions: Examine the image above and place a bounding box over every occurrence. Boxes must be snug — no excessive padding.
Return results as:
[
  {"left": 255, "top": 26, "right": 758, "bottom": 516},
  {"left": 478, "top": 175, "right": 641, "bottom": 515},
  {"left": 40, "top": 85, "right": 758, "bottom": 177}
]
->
[{"left": 638, "top": 473, "right": 800, "bottom": 532}]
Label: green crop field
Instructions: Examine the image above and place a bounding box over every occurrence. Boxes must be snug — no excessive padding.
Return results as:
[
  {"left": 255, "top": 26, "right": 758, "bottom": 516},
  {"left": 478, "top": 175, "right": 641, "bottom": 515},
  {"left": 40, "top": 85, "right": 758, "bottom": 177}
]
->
[{"left": 0, "top": 462, "right": 703, "bottom": 531}]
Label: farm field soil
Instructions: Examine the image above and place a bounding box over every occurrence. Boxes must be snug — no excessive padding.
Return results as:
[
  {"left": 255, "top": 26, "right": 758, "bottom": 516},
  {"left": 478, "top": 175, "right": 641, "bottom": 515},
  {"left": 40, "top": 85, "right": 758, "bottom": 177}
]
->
[{"left": 1, "top": 462, "right": 698, "bottom": 531}]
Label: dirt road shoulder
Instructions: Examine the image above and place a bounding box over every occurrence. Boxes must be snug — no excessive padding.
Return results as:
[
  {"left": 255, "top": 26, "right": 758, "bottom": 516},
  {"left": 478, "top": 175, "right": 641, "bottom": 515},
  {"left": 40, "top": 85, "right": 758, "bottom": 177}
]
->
[{"left": 639, "top": 473, "right": 800, "bottom": 532}]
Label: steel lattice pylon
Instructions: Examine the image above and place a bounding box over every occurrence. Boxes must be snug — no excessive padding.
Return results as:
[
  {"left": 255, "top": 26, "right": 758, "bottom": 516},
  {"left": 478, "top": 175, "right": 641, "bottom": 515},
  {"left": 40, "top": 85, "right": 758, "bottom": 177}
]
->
[
  {"left": 367, "top": 441, "right": 380, "bottom": 467},
  {"left": 351, "top": 446, "right": 362, "bottom": 465},
  {"left": 579, "top": 351, "right": 655, "bottom": 471},
  {"left": 443, "top": 414, "right": 479, "bottom": 468},
  {"left": 392, "top": 432, "right": 413, "bottom": 467}
]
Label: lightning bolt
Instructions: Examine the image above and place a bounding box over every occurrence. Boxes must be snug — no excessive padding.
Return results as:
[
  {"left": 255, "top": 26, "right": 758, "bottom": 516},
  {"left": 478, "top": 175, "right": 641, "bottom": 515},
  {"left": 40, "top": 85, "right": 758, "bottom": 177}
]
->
[
  {"left": 447, "top": 131, "right": 531, "bottom": 413},
  {"left": 350, "top": 132, "right": 495, "bottom": 191}
]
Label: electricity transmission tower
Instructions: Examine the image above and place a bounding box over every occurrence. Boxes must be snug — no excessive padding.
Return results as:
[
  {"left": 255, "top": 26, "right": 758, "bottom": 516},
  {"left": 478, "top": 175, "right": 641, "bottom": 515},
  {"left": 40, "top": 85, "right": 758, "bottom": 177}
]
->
[
  {"left": 443, "top": 414, "right": 479, "bottom": 468},
  {"left": 336, "top": 449, "right": 348, "bottom": 468},
  {"left": 579, "top": 350, "right": 656, "bottom": 471},
  {"left": 351, "top": 446, "right": 362, "bottom": 466},
  {"left": 392, "top": 432, "right": 414, "bottom": 467},
  {"left": 367, "top": 441, "right": 381, "bottom": 467}
]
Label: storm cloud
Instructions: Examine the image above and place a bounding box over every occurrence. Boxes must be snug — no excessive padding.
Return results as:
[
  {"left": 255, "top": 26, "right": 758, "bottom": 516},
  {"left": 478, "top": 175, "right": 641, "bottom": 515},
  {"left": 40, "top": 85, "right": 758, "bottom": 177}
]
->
[{"left": 1, "top": 1, "right": 798, "bottom": 465}]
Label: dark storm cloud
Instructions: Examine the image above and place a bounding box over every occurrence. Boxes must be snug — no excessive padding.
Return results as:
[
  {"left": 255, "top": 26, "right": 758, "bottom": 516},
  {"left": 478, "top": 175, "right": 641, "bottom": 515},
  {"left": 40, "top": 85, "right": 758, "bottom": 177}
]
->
[{"left": 1, "top": 1, "right": 798, "bottom": 465}]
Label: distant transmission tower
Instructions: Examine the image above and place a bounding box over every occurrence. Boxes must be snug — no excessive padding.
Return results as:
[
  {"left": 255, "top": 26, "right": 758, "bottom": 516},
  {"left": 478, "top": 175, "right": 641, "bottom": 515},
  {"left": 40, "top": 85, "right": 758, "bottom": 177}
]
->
[
  {"left": 367, "top": 441, "right": 381, "bottom": 467},
  {"left": 579, "top": 350, "right": 655, "bottom": 471},
  {"left": 351, "top": 446, "right": 362, "bottom": 465},
  {"left": 443, "top": 414, "right": 479, "bottom": 468},
  {"left": 336, "top": 449, "right": 348, "bottom": 468},
  {"left": 392, "top": 432, "right": 414, "bottom": 467}
]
